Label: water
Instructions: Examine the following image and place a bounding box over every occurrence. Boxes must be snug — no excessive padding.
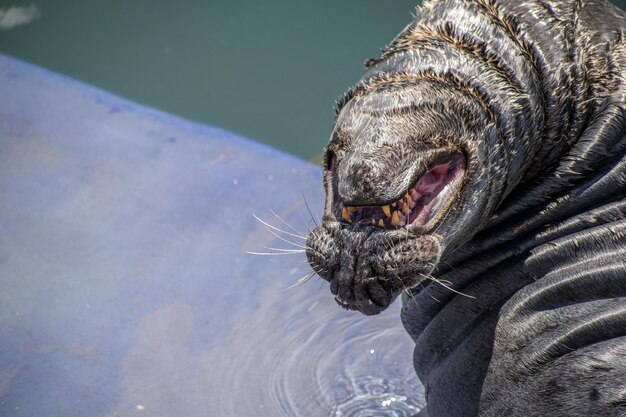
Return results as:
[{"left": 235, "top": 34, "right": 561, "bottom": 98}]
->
[
  {"left": 0, "top": 57, "right": 426, "bottom": 416},
  {"left": 3, "top": 2, "right": 626, "bottom": 415},
  {"left": 0, "top": 0, "right": 419, "bottom": 161},
  {"left": 207, "top": 262, "right": 425, "bottom": 416},
  {"left": 1, "top": 0, "right": 624, "bottom": 160}
]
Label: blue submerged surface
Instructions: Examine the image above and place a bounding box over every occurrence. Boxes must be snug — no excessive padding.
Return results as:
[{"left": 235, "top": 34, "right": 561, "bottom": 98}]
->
[{"left": 0, "top": 55, "right": 424, "bottom": 416}]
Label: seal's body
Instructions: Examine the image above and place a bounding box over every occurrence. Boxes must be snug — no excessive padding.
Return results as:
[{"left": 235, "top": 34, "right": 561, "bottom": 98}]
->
[{"left": 306, "top": 0, "right": 626, "bottom": 415}]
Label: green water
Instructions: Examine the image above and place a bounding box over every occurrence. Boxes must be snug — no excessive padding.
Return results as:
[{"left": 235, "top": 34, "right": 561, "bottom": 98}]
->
[{"left": 1, "top": 0, "right": 624, "bottom": 160}]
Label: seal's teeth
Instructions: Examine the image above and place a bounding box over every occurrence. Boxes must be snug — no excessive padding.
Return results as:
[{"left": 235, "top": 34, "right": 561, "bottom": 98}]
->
[
  {"left": 391, "top": 210, "right": 400, "bottom": 226},
  {"left": 409, "top": 189, "right": 417, "bottom": 200},
  {"left": 341, "top": 207, "right": 352, "bottom": 222},
  {"left": 378, "top": 219, "right": 384, "bottom": 227},
  {"left": 402, "top": 204, "right": 409, "bottom": 215},
  {"left": 382, "top": 205, "right": 391, "bottom": 217},
  {"left": 347, "top": 206, "right": 357, "bottom": 213}
]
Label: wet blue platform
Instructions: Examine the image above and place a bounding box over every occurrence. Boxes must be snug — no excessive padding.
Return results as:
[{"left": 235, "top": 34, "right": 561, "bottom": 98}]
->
[{"left": 0, "top": 54, "right": 423, "bottom": 416}]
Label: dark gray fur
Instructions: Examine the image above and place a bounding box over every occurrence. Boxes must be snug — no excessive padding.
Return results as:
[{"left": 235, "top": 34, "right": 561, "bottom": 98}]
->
[{"left": 306, "top": 0, "right": 626, "bottom": 416}]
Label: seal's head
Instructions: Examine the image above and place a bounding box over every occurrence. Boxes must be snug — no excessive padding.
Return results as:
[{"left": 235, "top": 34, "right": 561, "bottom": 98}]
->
[
  {"left": 306, "top": 75, "right": 512, "bottom": 315},
  {"left": 305, "top": 0, "right": 563, "bottom": 315}
]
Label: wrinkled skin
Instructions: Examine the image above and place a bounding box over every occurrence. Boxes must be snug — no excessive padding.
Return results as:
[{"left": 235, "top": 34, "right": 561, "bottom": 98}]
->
[
  {"left": 307, "top": 70, "right": 515, "bottom": 315},
  {"left": 306, "top": 0, "right": 626, "bottom": 416}
]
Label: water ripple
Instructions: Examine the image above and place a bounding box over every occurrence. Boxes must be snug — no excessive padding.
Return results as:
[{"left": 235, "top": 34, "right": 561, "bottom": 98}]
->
[
  {"left": 258, "top": 270, "right": 424, "bottom": 417},
  {"left": 211, "top": 262, "right": 426, "bottom": 416},
  {"left": 331, "top": 375, "right": 420, "bottom": 417}
]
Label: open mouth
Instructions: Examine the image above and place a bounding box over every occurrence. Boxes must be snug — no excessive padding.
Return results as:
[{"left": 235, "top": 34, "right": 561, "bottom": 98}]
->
[{"left": 335, "top": 153, "right": 466, "bottom": 230}]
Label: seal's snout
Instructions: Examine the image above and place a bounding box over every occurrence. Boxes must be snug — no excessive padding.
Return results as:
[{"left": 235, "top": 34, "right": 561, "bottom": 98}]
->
[
  {"left": 331, "top": 272, "right": 395, "bottom": 316},
  {"left": 336, "top": 152, "right": 407, "bottom": 206},
  {"left": 306, "top": 223, "right": 441, "bottom": 315}
]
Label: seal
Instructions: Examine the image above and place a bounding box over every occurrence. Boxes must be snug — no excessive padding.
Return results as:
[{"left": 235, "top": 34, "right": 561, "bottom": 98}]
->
[{"left": 305, "top": 0, "right": 626, "bottom": 416}]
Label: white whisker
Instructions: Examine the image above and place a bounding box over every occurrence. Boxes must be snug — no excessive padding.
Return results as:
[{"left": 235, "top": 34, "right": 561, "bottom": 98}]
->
[
  {"left": 419, "top": 273, "right": 475, "bottom": 299},
  {"left": 419, "top": 281, "right": 442, "bottom": 304},
  {"left": 281, "top": 272, "right": 316, "bottom": 292},
  {"left": 265, "top": 247, "right": 305, "bottom": 253},
  {"left": 270, "top": 209, "right": 307, "bottom": 237},
  {"left": 252, "top": 214, "right": 307, "bottom": 240},
  {"left": 269, "top": 259, "right": 310, "bottom": 264},
  {"left": 259, "top": 222, "right": 309, "bottom": 249},
  {"left": 246, "top": 251, "right": 306, "bottom": 256}
]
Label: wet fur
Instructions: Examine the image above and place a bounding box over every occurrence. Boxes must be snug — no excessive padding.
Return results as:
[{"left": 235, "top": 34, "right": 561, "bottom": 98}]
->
[{"left": 307, "top": 0, "right": 626, "bottom": 416}]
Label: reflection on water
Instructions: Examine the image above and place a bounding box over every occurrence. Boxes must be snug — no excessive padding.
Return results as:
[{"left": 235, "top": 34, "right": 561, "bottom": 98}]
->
[
  {"left": 331, "top": 372, "right": 422, "bottom": 416},
  {"left": 209, "top": 212, "right": 426, "bottom": 416},
  {"left": 0, "top": 5, "right": 40, "bottom": 30},
  {"left": 0, "top": 50, "right": 424, "bottom": 416},
  {"left": 210, "top": 282, "right": 425, "bottom": 416},
  {"left": 0, "top": 0, "right": 419, "bottom": 160},
  {"left": 2, "top": 0, "right": 623, "bottom": 160},
  {"left": 325, "top": 322, "right": 424, "bottom": 416}
]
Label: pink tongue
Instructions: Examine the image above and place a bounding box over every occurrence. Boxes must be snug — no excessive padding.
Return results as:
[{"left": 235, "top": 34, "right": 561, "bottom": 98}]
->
[
  {"left": 334, "top": 155, "right": 464, "bottom": 228},
  {"left": 416, "top": 161, "right": 452, "bottom": 195}
]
